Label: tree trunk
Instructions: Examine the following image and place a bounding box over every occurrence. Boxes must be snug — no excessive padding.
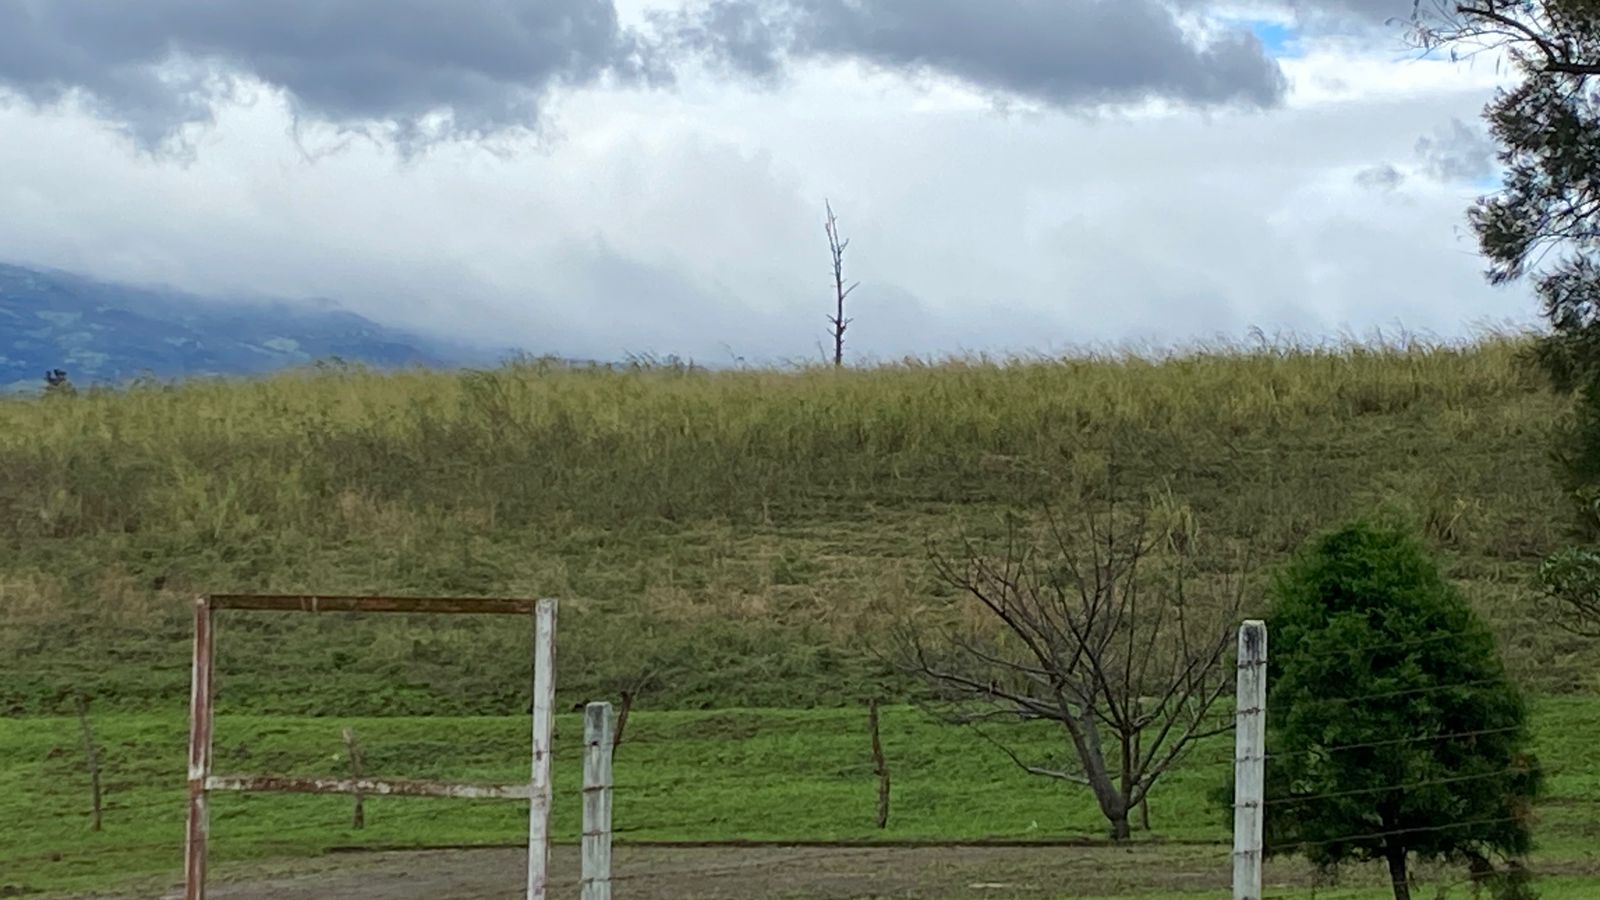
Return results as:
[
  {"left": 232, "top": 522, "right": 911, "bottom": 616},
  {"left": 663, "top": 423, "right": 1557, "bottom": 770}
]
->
[
  {"left": 1083, "top": 775, "right": 1132, "bottom": 841},
  {"left": 1061, "top": 712, "right": 1132, "bottom": 842},
  {"left": 1385, "top": 846, "right": 1411, "bottom": 900},
  {"left": 1108, "top": 808, "right": 1131, "bottom": 841}
]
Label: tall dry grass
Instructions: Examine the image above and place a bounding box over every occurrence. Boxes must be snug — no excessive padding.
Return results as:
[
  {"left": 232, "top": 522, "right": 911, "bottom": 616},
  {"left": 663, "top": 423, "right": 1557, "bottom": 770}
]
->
[{"left": 2, "top": 334, "right": 1588, "bottom": 713}]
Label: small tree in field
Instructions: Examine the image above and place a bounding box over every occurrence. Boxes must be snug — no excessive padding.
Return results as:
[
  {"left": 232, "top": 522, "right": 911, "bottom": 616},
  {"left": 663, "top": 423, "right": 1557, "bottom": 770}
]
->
[
  {"left": 904, "top": 494, "right": 1245, "bottom": 841},
  {"left": 1263, "top": 522, "right": 1540, "bottom": 900}
]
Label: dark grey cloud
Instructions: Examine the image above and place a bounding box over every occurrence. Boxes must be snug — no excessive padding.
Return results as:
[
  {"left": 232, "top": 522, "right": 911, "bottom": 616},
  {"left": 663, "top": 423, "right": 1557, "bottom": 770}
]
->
[
  {"left": 1287, "top": 0, "right": 1418, "bottom": 21},
  {"left": 1166, "top": 1, "right": 1418, "bottom": 31},
  {"left": 1355, "top": 163, "right": 1405, "bottom": 191},
  {"left": 0, "top": 0, "right": 660, "bottom": 148},
  {"left": 658, "top": 0, "right": 1288, "bottom": 110},
  {"left": 1415, "top": 117, "right": 1497, "bottom": 182}
]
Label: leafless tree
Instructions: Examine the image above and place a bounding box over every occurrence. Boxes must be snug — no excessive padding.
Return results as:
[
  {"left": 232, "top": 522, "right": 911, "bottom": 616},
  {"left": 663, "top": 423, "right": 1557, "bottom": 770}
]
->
[
  {"left": 903, "top": 496, "right": 1246, "bottom": 841},
  {"left": 824, "top": 199, "right": 859, "bottom": 367}
]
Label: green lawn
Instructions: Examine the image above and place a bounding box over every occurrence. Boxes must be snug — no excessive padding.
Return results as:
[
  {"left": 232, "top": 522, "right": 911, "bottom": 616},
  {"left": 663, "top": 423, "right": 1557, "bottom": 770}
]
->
[{"left": 4, "top": 700, "right": 1599, "bottom": 898}]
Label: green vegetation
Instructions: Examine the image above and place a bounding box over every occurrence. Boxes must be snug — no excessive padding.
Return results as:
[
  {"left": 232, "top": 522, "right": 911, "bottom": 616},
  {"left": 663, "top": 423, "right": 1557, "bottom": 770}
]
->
[
  {"left": 5, "top": 700, "right": 1600, "bottom": 897},
  {"left": 1262, "top": 522, "right": 1540, "bottom": 900},
  {"left": 3, "top": 337, "right": 1596, "bottom": 715},
  {"left": 1421, "top": 4, "right": 1600, "bottom": 632},
  {"left": 2, "top": 338, "right": 1599, "bottom": 897}
]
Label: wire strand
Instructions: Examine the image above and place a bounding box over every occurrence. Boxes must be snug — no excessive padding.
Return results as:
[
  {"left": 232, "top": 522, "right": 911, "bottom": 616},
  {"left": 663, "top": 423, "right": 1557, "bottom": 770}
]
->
[
  {"left": 1260, "top": 763, "right": 1546, "bottom": 807},
  {"left": 1270, "top": 815, "right": 1529, "bottom": 854},
  {"left": 1265, "top": 725, "right": 1526, "bottom": 760},
  {"left": 1282, "top": 677, "right": 1505, "bottom": 708},
  {"left": 1278, "top": 628, "right": 1497, "bottom": 662}
]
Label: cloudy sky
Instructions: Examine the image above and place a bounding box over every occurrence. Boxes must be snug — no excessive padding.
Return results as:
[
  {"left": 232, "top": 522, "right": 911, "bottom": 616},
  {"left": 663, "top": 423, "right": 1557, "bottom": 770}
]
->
[{"left": 0, "top": 0, "right": 1532, "bottom": 363}]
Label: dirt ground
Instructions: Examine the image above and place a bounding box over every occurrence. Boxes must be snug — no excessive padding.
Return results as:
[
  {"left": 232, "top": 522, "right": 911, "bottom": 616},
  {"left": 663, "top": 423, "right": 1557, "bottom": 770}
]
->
[
  {"left": 94, "top": 843, "right": 1600, "bottom": 900},
  {"left": 107, "top": 843, "right": 1235, "bottom": 900}
]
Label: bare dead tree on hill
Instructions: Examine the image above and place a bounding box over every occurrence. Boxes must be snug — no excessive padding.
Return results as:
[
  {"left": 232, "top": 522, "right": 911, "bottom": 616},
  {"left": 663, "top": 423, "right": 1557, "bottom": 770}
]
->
[{"left": 824, "top": 200, "right": 858, "bottom": 367}]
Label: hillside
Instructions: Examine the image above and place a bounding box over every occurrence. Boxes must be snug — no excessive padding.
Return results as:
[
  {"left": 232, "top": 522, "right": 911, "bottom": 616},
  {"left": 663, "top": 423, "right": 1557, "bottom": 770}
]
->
[
  {"left": 0, "top": 262, "right": 492, "bottom": 391},
  {"left": 1, "top": 336, "right": 1595, "bottom": 716}
]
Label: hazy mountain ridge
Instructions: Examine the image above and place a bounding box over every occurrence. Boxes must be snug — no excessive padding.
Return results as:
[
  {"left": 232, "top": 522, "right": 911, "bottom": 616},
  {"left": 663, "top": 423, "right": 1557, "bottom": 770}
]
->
[{"left": 0, "top": 262, "right": 495, "bottom": 391}]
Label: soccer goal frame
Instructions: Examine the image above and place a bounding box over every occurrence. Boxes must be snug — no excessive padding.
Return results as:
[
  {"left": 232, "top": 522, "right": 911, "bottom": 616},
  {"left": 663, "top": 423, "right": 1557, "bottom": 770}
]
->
[{"left": 182, "top": 593, "right": 558, "bottom": 900}]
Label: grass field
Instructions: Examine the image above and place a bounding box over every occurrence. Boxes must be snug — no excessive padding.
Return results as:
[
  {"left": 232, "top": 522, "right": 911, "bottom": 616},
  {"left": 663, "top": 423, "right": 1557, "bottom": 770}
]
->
[
  {"left": 4, "top": 700, "right": 1599, "bottom": 898},
  {"left": 4, "top": 337, "right": 1600, "bottom": 896},
  {"left": 3, "top": 336, "right": 1598, "bottom": 717}
]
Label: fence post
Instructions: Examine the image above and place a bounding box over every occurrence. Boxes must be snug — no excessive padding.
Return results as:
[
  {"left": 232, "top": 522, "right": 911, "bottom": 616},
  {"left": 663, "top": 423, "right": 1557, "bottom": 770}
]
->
[
  {"left": 1232, "top": 620, "right": 1268, "bottom": 900},
  {"left": 342, "top": 728, "right": 366, "bottom": 829},
  {"left": 613, "top": 689, "right": 636, "bottom": 754},
  {"left": 74, "top": 695, "right": 103, "bottom": 832},
  {"left": 184, "top": 594, "right": 215, "bottom": 900},
  {"left": 582, "top": 702, "right": 615, "bottom": 900},
  {"left": 528, "top": 599, "right": 557, "bottom": 900},
  {"left": 868, "top": 698, "right": 890, "bottom": 829}
]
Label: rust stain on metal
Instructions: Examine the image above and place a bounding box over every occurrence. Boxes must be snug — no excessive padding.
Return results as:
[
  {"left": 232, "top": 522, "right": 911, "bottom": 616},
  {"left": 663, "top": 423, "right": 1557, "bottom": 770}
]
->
[
  {"left": 207, "top": 594, "right": 539, "bottom": 615},
  {"left": 205, "top": 774, "right": 534, "bottom": 800}
]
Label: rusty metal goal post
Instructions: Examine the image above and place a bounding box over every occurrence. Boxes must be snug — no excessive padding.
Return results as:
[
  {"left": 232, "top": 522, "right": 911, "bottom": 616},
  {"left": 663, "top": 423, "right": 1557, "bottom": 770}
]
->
[{"left": 183, "top": 594, "right": 559, "bottom": 900}]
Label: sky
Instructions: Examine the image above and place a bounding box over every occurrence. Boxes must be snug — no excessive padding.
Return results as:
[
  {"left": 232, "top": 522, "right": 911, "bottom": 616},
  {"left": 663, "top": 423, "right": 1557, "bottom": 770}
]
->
[{"left": 0, "top": 0, "right": 1534, "bottom": 363}]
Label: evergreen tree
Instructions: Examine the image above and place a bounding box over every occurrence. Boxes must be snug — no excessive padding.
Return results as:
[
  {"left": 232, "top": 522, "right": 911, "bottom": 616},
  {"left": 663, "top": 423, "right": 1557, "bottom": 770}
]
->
[{"left": 1262, "top": 522, "right": 1540, "bottom": 900}]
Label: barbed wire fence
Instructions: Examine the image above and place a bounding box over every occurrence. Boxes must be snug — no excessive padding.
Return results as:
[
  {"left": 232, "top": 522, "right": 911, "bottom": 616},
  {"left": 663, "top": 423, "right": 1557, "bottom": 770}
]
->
[
  {"left": 17, "top": 614, "right": 1597, "bottom": 900},
  {"left": 1229, "top": 619, "right": 1582, "bottom": 900}
]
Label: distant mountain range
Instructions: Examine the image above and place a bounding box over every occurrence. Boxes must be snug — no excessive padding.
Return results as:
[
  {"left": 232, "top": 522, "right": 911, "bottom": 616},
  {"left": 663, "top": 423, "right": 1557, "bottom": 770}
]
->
[{"left": 0, "top": 262, "right": 503, "bottom": 392}]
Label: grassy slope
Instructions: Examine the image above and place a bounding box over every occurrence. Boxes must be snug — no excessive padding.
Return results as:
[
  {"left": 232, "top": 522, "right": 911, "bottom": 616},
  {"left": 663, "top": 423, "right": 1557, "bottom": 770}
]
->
[
  {"left": 3, "top": 338, "right": 1597, "bottom": 715},
  {"left": 4, "top": 701, "right": 1598, "bottom": 897}
]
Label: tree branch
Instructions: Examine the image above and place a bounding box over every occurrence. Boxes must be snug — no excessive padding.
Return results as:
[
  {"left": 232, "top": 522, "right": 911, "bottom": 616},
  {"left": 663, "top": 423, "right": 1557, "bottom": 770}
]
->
[{"left": 968, "top": 725, "right": 1092, "bottom": 786}]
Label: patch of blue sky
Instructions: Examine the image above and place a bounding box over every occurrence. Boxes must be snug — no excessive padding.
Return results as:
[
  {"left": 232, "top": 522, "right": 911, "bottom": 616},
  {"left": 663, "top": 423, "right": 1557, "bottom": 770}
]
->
[{"left": 1213, "top": 16, "right": 1305, "bottom": 59}]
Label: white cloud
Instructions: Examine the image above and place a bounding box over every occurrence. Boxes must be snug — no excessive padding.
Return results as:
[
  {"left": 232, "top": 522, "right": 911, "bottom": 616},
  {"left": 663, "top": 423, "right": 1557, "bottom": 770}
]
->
[{"left": 0, "top": 1, "right": 1539, "bottom": 364}]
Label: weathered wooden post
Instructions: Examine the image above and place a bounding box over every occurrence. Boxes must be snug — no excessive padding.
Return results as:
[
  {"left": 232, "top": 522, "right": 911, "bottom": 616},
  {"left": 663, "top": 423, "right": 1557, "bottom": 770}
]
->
[
  {"left": 582, "top": 702, "right": 615, "bottom": 900},
  {"left": 528, "top": 598, "right": 557, "bottom": 900},
  {"left": 868, "top": 699, "right": 890, "bottom": 829},
  {"left": 342, "top": 728, "right": 366, "bottom": 829},
  {"left": 184, "top": 594, "right": 216, "bottom": 900},
  {"left": 1232, "top": 620, "right": 1268, "bottom": 900},
  {"left": 74, "top": 695, "right": 103, "bottom": 832}
]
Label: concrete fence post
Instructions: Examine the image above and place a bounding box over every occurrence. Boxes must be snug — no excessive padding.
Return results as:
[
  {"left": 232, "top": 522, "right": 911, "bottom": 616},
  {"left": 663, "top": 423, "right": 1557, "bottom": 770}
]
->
[
  {"left": 1232, "top": 620, "right": 1268, "bottom": 900},
  {"left": 582, "top": 702, "right": 615, "bottom": 900}
]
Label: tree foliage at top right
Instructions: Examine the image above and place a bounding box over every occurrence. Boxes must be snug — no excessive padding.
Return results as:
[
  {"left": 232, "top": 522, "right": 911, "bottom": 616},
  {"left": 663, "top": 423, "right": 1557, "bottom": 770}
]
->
[
  {"left": 1420, "top": 4, "right": 1600, "bottom": 621},
  {"left": 1415, "top": 2, "right": 1600, "bottom": 389}
]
